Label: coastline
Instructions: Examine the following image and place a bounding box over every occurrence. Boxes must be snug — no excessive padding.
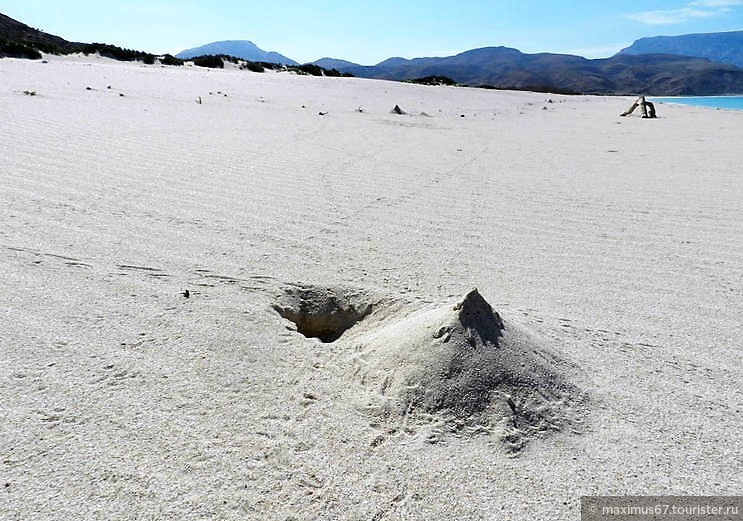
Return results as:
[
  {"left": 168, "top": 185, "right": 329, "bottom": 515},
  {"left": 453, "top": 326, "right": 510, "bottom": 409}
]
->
[{"left": 651, "top": 95, "right": 743, "bottom": 110}]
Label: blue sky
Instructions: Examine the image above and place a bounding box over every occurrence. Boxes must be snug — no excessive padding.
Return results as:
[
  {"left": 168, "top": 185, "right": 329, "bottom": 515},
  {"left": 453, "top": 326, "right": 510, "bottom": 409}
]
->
[{"left": 3, "top": 1, "right": 743, "bottom": 64}]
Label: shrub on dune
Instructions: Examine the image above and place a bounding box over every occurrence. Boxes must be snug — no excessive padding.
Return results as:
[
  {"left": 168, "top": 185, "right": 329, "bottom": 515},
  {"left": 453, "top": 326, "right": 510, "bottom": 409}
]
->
[
  {"left": 0, "top": 40, "right": 42, "bottom": 60},
  {"left": 192, "top": 55, "right": 225, "bottom": 69}
]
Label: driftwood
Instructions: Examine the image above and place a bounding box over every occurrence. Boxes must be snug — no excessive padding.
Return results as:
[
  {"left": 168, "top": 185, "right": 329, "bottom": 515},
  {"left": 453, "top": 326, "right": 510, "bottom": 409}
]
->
[{"left": 620, "top": 96, "right": 657, "bottom": 118}]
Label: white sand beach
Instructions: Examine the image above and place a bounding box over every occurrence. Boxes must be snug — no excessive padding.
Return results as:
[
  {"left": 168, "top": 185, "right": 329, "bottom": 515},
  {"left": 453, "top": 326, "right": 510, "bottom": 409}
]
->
[{"left": 1, "top": 55, "right": 741, "bottom": 520}]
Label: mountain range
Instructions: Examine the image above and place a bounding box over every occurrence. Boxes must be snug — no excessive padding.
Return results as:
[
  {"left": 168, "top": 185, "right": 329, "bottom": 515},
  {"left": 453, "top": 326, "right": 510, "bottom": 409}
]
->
[
  {"left": 174, "top": 31, "right": 743, "bottom": 95},
  {"left": 309, "top": 47, "right": 743, "bottom": 95},
  {"left": 619, "top": 30, "right": 743, "bottom": 69},
  {"left": 3, "top": 10, "right": 743, "bottom": 96}
]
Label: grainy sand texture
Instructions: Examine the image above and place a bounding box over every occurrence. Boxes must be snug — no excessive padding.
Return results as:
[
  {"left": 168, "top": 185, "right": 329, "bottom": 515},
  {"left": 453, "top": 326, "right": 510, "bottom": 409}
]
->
[{"left": 1, "top": 55, "right": 742, "bottom": 520}]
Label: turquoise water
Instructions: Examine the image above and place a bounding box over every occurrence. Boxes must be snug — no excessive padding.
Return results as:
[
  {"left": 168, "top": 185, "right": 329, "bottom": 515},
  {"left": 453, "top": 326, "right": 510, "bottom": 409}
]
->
[{"left": 651, "top": 96, "right": 743, "bottom": 111}]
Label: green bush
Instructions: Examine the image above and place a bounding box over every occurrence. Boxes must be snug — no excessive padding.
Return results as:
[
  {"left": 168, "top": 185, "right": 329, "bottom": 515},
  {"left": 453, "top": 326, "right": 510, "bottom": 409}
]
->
[
  {"left": 287, "top": 64, "right": 351, "bottom": 77},
  {"left": 0, "top": 40, "right": 42, "bottom": 60},
  {"left": 192, "top": 55, "right": 224, "bottom": 68},
  {"left": 241, "top": 61, "right": 265, "bottom": 72},
  {"left": 409, "top": 75, "right": 457, "bottom": 86},
  {"left": 160, "top": 54, "right": 183, "bottom": 66},
  {"left": 220, "top": 54, "right": 240, "bottom": 64},
  {"left": 298, "top": 64, "right": 323, "bottom": 76},
  {"left": 258, "top": 62, "right": 281, "bottom": 71},
  {"left": 81, "top": 43, "right": 156, "bottom": 63}
]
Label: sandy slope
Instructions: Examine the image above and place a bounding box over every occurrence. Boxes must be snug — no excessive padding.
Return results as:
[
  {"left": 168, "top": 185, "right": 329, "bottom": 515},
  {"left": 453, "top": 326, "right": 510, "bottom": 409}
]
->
[{"left": 1, "top": 55, "right": 741, "bottom": 520}]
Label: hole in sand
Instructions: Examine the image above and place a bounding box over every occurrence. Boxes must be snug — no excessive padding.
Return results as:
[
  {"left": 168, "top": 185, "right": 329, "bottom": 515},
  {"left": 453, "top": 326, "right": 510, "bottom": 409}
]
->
[{"left": 273, "top": 285, "right": 374, "bottom": 343}]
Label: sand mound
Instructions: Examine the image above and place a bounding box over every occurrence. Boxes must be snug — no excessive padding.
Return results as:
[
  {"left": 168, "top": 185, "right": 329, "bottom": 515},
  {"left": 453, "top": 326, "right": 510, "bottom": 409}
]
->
[
  {"left": 272, "top": 284, "right": 378, "bottom": 342},
  {"left": 347, "top": 289, "right": 585, "bottom": 450}
]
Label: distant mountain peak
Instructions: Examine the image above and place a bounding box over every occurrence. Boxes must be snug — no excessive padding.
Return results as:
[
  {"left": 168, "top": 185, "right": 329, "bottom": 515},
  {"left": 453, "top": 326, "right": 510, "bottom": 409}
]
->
[
  {"left": 312, "top": 57, "right": 362, "bottom": 69},
  {"left": 377, "top": 56, "right": 409, "bottom": 66},
  {"left": 175, "top": 40, "right": 298, "bottom": 65}
]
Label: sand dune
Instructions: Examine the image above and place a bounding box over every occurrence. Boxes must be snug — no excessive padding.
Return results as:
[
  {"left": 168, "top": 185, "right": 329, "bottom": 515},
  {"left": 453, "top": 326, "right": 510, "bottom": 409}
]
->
[
  {"left": 273, "top": 284, "right": 584, "bottom": 451},
  {"left": 1, "top": 55, "right": 742, "bottom": 520},
  {"left": 341, "top": 288, "right": 586, "bottom": 451}
]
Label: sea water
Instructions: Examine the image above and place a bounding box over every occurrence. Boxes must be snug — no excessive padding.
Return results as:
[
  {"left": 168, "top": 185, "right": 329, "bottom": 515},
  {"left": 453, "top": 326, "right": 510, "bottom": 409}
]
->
[{"left": 651, "top": 96, "right": 743, "bottom": 111}]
